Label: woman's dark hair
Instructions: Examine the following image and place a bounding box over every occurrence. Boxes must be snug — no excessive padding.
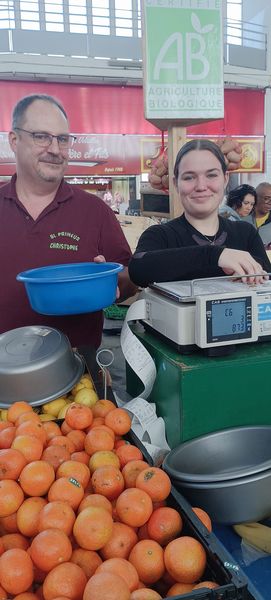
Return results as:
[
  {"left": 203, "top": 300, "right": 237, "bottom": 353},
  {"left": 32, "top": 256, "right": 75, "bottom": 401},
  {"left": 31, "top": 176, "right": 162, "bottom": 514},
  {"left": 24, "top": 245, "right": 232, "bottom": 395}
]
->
[
  {"left": 173, "top": 139, "right": 227, "bottom": 179},
  {"left": 226, "top": 184, "right": 257, "bottom": 210}
]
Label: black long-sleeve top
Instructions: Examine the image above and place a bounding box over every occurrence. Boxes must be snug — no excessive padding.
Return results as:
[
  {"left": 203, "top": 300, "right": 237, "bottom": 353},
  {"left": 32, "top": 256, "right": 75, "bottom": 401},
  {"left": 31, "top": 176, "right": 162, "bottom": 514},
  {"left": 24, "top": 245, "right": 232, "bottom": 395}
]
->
[{"left": 128, "top": 215, "right": 271, "bottom": 288}]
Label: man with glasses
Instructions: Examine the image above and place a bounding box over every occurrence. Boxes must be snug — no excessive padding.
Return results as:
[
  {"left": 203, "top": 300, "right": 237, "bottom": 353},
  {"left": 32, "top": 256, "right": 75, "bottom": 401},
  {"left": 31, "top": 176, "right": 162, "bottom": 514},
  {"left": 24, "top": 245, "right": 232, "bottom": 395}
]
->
[
  {"left": 244, "top": 182, "right": 271, "bottom": 249},
  {"left": 0, "top": 93, "right": 136, "bottom": 349}
]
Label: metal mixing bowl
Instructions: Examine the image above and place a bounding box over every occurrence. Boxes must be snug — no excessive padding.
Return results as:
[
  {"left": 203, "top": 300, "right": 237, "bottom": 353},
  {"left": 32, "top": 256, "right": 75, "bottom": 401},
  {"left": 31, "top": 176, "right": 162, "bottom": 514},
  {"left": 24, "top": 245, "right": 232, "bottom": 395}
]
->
[
  {"left": 163, "top": 426, "right": 271, "bottom": 524},
  {"left": 0, "top": 326, "right": 84, "bottom": 408}
]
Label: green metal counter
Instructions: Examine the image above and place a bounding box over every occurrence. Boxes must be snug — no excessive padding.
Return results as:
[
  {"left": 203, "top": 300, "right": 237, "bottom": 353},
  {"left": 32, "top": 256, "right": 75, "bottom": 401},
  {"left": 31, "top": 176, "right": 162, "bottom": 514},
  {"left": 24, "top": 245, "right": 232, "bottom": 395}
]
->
[{"left": 126, "top": 328, "right": 271, "bottom": 449}]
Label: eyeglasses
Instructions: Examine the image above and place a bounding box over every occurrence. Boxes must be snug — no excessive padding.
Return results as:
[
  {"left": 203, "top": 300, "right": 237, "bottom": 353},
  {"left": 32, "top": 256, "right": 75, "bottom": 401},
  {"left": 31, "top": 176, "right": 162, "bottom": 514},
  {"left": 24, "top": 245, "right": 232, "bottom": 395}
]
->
[{"left": 14, "top": 128, "right": 77, "bottom": 148}]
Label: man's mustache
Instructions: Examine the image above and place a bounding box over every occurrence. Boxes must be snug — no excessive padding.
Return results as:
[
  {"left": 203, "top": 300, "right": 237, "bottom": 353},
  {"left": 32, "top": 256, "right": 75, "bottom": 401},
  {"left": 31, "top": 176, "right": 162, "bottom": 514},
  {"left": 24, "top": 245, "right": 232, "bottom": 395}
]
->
[{"left": 39, "top": 156, "right": 65, "bottom": 164}]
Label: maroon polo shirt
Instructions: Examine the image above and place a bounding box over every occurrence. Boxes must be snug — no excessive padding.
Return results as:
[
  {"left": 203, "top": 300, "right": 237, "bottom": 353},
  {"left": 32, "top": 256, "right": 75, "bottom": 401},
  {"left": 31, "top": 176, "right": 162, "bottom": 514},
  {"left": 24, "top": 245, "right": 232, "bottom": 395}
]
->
[{"left": 0, "top": 175, "right": 132, "bottom": 348}]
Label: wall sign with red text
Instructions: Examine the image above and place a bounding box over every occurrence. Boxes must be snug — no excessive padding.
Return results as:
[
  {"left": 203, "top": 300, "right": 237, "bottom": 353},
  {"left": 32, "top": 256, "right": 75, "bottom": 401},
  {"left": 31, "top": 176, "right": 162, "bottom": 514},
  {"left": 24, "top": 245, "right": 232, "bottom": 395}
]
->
[{"left": 0, "top": 132, "right": 264, "bottom": 177}]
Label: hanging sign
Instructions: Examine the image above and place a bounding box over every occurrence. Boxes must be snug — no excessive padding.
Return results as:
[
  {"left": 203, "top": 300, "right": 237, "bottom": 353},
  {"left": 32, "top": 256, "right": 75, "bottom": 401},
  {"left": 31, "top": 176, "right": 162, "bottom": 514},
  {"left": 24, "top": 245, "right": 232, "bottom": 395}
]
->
[{"left": 142, "top": 0, "right": 224, "bottom": 129}]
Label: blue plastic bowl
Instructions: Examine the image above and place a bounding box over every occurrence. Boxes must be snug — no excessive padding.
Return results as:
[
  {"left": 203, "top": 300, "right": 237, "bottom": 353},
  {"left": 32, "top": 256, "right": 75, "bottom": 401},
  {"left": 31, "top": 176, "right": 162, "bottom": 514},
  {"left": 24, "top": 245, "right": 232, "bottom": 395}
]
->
[{"left": 16, "top": 262, "right": 124, "bottom": 316}]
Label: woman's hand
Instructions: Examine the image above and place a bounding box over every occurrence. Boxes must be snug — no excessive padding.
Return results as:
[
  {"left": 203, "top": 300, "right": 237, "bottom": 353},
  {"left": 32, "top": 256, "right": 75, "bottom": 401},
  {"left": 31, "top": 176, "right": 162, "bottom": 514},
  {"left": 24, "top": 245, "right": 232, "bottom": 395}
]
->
[{"left": 218, "top": 248, "right": 268, "bottom": 284}]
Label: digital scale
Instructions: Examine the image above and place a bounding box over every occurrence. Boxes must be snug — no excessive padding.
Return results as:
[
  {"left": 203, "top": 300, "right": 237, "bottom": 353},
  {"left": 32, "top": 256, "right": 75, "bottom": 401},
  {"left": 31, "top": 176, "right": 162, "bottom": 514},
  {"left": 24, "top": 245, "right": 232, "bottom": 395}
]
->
[{"left": 140, "top": 276, "right": 271, "bottom": 355}]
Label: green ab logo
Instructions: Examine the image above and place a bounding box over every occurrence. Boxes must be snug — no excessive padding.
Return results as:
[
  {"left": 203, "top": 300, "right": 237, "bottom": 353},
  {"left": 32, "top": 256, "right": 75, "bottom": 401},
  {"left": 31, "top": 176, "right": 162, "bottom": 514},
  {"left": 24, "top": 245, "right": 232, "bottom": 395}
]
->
[{"left": 153, "top": 14, "right": 214, "bottom": 81}]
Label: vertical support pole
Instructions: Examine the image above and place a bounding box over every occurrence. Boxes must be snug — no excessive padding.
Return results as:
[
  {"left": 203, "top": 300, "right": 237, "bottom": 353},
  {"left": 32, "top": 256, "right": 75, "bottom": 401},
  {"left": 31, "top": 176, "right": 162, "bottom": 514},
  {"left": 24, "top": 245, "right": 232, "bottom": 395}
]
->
[{"left": 168, "top": 125, "right": 187, "bottom": 219}]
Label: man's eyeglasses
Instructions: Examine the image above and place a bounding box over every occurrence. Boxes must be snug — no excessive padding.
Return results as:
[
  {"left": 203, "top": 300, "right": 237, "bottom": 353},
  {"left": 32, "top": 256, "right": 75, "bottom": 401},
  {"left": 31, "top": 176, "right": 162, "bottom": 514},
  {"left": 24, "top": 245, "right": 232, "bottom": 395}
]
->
[{"left": 14, "top": 128, "right": 77, "bottom": 149}]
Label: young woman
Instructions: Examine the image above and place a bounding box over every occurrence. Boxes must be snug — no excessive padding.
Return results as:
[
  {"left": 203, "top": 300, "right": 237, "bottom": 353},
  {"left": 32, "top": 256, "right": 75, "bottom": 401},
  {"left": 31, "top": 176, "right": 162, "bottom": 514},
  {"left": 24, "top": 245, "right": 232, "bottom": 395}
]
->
[
  {"left": 129, "top": 139, "right": 270, "bottom": 288},
  {"left": 225, "top": 184, "right": 257, "bottom": 218}
]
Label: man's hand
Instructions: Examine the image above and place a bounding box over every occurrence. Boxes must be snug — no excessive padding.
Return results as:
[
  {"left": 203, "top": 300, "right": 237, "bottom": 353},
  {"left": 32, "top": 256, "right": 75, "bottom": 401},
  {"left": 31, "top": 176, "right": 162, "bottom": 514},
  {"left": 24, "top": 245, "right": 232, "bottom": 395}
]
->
[
  {"left": 93, "top": 254, "right": 120, "bottom": 299},
  {"left": 218, "top": 248, "right": 268, "bottom": 284}
]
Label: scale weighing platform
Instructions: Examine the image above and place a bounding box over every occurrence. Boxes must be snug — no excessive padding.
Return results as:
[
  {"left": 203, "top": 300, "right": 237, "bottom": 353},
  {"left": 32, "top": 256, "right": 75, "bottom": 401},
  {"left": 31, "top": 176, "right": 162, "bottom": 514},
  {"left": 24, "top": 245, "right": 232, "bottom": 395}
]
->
[{"left": 141, "top": 276, "right": 271, "bottom": 355}]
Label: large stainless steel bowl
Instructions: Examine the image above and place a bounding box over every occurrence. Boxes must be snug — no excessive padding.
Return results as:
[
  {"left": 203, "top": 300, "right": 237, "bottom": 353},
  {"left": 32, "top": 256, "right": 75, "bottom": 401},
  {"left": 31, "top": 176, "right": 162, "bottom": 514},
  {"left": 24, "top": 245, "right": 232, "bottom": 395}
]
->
[
  {"left": 0, "top": 326, "right": 84, "bottom": 408},
  {"left": 163, "top": 426, "right": 271, "bottom": 524}
]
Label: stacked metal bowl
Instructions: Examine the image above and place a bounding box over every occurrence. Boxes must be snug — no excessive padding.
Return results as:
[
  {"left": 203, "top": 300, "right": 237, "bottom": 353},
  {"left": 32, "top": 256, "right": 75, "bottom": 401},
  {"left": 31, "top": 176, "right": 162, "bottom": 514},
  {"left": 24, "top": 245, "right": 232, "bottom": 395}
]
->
[
  {"left": 163, "top": 426, "right": 271, "bottom": 524},
  {"left": 0, "top": 326, "right": 84, "bottom": 408}
]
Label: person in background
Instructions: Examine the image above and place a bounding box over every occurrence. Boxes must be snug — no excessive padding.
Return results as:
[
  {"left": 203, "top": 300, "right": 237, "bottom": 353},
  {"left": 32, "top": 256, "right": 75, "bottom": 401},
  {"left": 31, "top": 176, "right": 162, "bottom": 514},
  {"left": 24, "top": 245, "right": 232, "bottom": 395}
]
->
[
  {"left": 244, "top": 182, "right": 271, "bottom": 249},
  {"left": 0, "top": 93, "right": 137, "bottom": 349},
  {"left": 129, "top": 139, "right": 270, "bottom": 288},
  {"left": 219, "top": 184, "right": 257, "bottom": 221}
]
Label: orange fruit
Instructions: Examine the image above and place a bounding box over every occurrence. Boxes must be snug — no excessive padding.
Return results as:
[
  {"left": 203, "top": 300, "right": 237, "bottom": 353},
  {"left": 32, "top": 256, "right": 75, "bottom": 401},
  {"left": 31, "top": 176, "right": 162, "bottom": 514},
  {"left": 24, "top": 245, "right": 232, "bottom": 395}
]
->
[
  {"left": 42, "top": 421, "right": 62, "bottom": 442},
  {"left": 91, "top": 465, "right": 124, "bottom": 500},
  {"left": 0, "top": 584, "right": 7, "bottom": 600},
  {"left": 130, "top": 590, "right": 162, "bottom": 600},
  {"left": 136, "top": 467, "right": 171, "bottom": 502},
  {"left": 71, "top": 548, "right": 102, "bottom": 578},
  {"left": 91, "top": 424, "right": 115, "bottom": 440},
  {"left": 192, "top": 507, "right": 212, "bottom": 532},
  {"left": 84, "top": 428, "right": 114, "bottom": 456},
  {"left": 88, "top": 416, "right": 105, "bottom": 429},
  {"left": 96, "top": 557, "right": 139, "bottom": 592},
  {"left": 65, "top": 404, "right": 93, "bottom": 430},
  {"left": 88, "top": 450, "right": 120, "bottom": 473},
  {"left": 60, "top": 421, "right": 72, "bottom": 435},
  {"left": 0, "top": 426, "right": 17, "bottom": 449},
  {"left": 1, "top": 533, "right": 29, "bottom": 551},
  {"left": 66, "top": 430, "right": 86, "bottom": 452},
  {"left": 78, "top": 494, "right": 112, "bottom": 515},
  {"left": 147, "top": 506, "right": 183, "bottom": 546},
  {"left": 17, "top": 497, "right": 47, "bottom": 537},
  {"left": 56, "top": 460, "right": 90, "bottom": 489},
  {"left": 100, "top": 521, "right": 138, "bottom": 560},
  {"left": 70, "top": 451, "right": 89, "bottom": 465},
  {"left": 47, "top": 436, "right": 76, "bottom": 454},
  {"left": 47, "top": 477, "right": 84, "bottom": 510},
  {"left": 0, "top": 480, "right": 24, "bottom": 517},
  {"left": 15, "top": 422, "right": 47, "bottom": 446},
  {"left": 73, "top": 506, "right": 113, "bottom": 550},
  {"left": 38, "top": 501, "right": 76, "bottom": 536},
  {"left": 12, "top": 435, "right": 43, "bottom": 462},
  {"left": 0, "top": 548, "right": 34, "bottom": 595},
  {"left": 115, "top": 444, "right": 143, "bottom": 468},
  {"left": 129, "top": 539, "right": 165, "bottom": 584},
  {"left": 166, "top": 582, "right": 194, "bottom": 596},
  {"left": 122, "top": 460, "right": 149, "bottom": 488},
  {"left": 42, "top": 562, "right": 87, "bottom": 600},
  {"left": 193, "top": 581, "right": 219, "bottom": 589},
  {"left": 15, "top": 411, "right": 41, "bottom": 426},
  {"left": 19, "top": 461, "right": 55, "bottom": 496},
  {"left": 29, "top": 529, "right": 72, "bottom": 572},
  {"left": 0, "top": 448, "right": 27, "bottom": 480},
  {"left": 41, "top": 445, "right": 71, "bottom": 470},
  {"left": 116, "top": 488, "right": 153, "bottom": 527},
  {"left": 91, "top": 399, "right": 116, "bottom": 418},
  {"left": 83, "top": 572, "right": 130, "bottom": 600},
  {"left": 0, "top": 512, "right": 19, "bottom": 534},
  {"left": 104, "top": 408, "right": 131, "bottom": 435},
  {"left": 0, "top": 422, "right": 13, "bottom": 432},
  {"left": 164, "top": 536, "right": 207, "bottom": 584},
  {"left": 7, "top": 402, "right": 33, "bottom": 424}
]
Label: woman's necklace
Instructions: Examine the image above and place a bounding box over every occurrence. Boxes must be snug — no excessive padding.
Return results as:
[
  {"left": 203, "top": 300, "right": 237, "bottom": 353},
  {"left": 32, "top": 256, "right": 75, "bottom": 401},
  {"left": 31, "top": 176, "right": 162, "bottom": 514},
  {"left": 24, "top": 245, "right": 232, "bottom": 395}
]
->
[
  {"left": 200, "top": 231, "right": 218, "bottom": 245},
  {"left": 192, "top": 230, "right": 228, "bottom": 247}
]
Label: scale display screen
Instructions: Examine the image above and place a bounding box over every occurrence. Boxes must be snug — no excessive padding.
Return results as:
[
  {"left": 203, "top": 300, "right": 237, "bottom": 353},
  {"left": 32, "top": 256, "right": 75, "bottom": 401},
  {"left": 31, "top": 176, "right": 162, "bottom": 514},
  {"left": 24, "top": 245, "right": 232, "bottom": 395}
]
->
[{"left": 206, "top": 296, "right": 252, "bottom": 343}]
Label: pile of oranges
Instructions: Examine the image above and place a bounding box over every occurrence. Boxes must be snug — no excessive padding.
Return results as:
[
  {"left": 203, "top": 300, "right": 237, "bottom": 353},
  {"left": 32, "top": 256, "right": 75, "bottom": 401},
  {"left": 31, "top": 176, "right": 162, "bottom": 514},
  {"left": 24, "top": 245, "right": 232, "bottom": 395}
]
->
[{"left": 0, "top": 399, "right": 218, "bottom": 600}]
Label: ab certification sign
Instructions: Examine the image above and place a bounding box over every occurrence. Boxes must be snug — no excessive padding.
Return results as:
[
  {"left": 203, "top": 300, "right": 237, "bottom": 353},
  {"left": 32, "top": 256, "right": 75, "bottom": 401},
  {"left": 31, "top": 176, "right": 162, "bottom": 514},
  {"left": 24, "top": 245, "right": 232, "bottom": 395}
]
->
[{"left": 142, "top": 0, "right": 224, "bottom": 129}]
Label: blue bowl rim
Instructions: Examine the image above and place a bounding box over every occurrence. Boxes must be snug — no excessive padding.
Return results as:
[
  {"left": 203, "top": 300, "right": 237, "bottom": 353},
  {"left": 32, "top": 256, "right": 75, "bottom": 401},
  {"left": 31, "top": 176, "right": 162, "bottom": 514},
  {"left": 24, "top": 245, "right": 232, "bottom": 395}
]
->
[{"left": 16, "top": 262, "right": 124, "bottom": 284}]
